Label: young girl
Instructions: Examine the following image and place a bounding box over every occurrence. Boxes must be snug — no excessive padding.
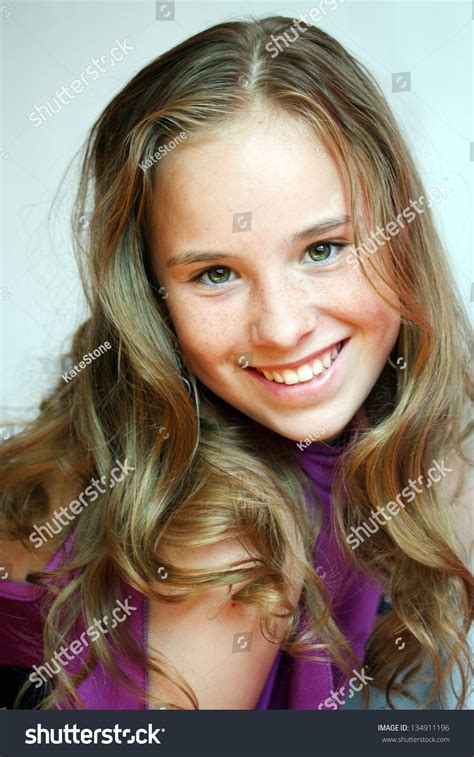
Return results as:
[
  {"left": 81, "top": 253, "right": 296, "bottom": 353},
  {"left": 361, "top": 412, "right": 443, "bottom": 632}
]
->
[{"left": 0, "top": 16, "right": 472, "bottom": 711}]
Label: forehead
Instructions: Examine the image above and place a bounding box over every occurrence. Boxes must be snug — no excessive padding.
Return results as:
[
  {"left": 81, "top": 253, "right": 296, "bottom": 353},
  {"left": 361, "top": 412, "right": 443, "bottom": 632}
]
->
[{"left": 149, "top": 110, "right": 350, "bottom": 250}]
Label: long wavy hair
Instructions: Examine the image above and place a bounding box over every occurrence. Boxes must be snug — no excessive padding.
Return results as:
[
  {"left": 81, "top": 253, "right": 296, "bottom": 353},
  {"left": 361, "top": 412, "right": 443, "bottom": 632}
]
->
[{"left": 1, "top": 16, "right": 472, "bottom": 710}]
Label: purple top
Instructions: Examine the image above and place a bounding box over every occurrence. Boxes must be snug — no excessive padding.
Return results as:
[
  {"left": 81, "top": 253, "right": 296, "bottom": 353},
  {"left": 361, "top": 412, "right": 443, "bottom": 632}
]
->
[{"left": 0, "top": 435, "right": 381, "bottom": 709}]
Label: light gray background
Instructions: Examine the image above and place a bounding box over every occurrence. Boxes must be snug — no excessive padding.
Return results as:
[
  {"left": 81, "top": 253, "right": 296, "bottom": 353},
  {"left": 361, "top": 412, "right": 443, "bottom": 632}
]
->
[{"left": 1, "top": 0, "right": 472, "bottom": 423}]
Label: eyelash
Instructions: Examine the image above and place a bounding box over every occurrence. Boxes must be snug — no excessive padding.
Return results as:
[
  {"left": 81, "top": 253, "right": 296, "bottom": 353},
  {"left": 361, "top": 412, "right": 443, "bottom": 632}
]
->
[{"left": 189, "top": 241, "right": 348, "bottom": 289}]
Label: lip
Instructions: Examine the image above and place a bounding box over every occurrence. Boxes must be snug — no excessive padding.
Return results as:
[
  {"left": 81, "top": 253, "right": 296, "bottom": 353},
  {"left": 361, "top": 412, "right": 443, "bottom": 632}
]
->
[
  {"left": 254, "top": 339, "right": 343, "bottom": 372},
  {"left": 245, "top": 338, "right": 350, "bottom": 400}
]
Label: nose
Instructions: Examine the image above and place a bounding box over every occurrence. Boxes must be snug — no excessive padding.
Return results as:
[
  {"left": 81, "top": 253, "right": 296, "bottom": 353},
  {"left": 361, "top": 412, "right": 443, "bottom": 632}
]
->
[{"left": 249, "top": 275, "right": 321, "bottom": 349}]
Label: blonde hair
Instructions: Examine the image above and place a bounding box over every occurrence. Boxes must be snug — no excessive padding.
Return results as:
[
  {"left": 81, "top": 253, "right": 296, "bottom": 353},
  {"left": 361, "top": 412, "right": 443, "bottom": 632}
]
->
[{"left": 1, "top": 16, "right": 472, "bottom": 710}]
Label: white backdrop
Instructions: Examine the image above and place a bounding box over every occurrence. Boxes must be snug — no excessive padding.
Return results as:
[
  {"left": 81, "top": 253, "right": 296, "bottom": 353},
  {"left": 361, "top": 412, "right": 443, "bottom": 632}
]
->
[{"left": 1, "top": 0, "right": 472, "bottom": 424}]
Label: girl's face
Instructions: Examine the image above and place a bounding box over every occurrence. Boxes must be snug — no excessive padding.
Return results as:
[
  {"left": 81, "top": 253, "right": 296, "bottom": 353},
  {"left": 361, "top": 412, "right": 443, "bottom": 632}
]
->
[{"left": 149, "top": 111, "right": 400, "bottom": 442}]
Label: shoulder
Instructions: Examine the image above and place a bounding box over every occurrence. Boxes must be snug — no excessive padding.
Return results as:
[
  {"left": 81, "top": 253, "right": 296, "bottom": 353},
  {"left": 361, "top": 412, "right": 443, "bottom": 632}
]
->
[{"left": 146, "top": 513, "right": 306, "bottom": 709}]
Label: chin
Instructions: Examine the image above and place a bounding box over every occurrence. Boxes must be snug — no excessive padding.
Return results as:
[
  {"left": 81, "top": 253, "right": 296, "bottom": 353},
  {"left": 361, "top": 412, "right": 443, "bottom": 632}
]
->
[{"left": 270, "top": 408, "right": 353, "bottom": 443}]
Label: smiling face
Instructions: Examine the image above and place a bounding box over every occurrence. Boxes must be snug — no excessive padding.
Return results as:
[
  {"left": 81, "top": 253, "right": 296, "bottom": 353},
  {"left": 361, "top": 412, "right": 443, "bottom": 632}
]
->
[{"left": 148, "top": 108, "right": 401, "bottom": 442}]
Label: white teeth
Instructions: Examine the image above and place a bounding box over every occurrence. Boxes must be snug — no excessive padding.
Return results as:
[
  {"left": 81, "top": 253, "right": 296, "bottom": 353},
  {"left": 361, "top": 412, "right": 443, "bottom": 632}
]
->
[
  {"left": 256, "top": 342, "right": 343, "bottom": 384},
  {"left": 296, "top": 364, "right": 314, "bottom": 382},
  {"left": 312, "top": 358, "right": 323, "bottom": 375},
  {"left": 281, "top": 369, "right": 299, "bottom": 385},
  {"left": 322, "top": 352, "right": 332, "bottom": 369}
]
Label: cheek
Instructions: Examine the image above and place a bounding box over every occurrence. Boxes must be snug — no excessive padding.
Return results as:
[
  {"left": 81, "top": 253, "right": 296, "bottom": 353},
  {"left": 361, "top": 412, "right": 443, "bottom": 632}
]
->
[
  {"left": 166, "top": 295, "right": 239, "bottom": 366},
  {"left": 333, "top": 269, "right": 400, "bottom": 337}
]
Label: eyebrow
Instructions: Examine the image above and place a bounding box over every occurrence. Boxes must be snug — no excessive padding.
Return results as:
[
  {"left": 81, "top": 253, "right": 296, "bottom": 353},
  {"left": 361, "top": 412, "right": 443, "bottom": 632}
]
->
[{"left": 165, "top": 214, "right": 353, "bottom": 268}]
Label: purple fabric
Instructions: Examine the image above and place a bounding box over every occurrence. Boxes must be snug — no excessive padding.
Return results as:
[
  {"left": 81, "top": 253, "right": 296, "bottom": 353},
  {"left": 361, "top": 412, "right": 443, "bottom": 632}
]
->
[
  {"left": 255, "top": 436, "right": 382, "bottom": 708},
  {"left": 0, "top": 436, "right": 381, "bottom": 709},
  {"left": 0, "top": 541, "right": 145, "bottom": 709}
]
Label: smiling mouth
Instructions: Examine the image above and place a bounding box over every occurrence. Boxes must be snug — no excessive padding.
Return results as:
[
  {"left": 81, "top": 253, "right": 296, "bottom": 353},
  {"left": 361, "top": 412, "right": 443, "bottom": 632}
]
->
[{"left": 250, "top": 341, "right": 346, "bottom": 385}]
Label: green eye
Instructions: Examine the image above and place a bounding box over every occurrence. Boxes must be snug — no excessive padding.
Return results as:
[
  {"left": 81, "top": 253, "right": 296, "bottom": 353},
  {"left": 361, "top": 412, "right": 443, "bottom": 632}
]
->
[
  {"left": 308, "top": 242, "right": 332, "bottom": 262},
  {"left": 305, "top": 241, "right": 347, "bottom": 266},
  {"left": 192, "top": 265, "right": 236, "bottom": 287},
  {"left": 206, "top": 266, "right": 231, "bottom": 284}
]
